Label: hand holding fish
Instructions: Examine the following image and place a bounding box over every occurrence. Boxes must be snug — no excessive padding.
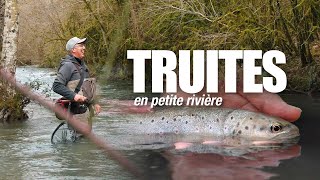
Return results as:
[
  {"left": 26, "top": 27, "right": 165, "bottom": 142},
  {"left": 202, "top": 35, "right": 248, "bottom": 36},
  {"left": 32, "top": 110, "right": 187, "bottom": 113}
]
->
[
  {"left": 74, "top": 94, "right": 87, "bottom": 103},
  {"left": 109, "top": 91, "right": 301, "bottom": 122},
  {"left": 230, "top": 91, "right": 301, "bottom": 122},
  {"left": 174, "top": 90, "right": 301, "bottom": 122}
]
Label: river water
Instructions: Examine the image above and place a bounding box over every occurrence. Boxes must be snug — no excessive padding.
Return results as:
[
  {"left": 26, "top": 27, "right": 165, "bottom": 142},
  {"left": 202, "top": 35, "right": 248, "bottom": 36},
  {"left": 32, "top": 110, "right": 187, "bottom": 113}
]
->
[{"left": 0, "top": 66, "right": 319, "bottom": 179}]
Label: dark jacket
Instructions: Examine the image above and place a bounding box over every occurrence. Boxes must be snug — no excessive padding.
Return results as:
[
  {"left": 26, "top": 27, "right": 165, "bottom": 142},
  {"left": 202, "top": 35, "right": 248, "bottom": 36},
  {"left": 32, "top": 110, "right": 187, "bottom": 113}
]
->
[{"left": 52, "top": 55, "right": 90, "bottom": 100}]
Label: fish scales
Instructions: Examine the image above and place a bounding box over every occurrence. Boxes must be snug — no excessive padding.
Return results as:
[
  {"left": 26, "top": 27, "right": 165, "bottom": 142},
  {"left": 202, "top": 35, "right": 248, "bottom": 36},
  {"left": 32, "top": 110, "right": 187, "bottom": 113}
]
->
[
  {"left": 114, "top": 107, "right": 299, "bottom": 142},
  {"left": 121, "top": 108, "right": 229, "bottom": 136}
]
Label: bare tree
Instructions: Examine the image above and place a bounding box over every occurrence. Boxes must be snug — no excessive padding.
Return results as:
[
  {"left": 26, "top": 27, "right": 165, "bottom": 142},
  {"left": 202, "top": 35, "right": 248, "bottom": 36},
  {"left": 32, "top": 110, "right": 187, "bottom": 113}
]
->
[
  {"left": 0, "top": 0, "right": 28, "bottom": 123},
  {"left": 1, "top": 0, "right": 19, "bottom": 75}
]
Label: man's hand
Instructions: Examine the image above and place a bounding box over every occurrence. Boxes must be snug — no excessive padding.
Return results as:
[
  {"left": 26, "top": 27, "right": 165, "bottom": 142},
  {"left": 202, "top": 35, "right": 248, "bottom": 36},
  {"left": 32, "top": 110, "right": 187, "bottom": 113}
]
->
[
  {"left": 94, "top": 104, "right": 101, "bottom": 115},
  {"left": 74, "top": 94, "right": 87, "bottom": 102},
  {"left": 219, "top": 91, "right": 301, "bottom": 122},
  {"left": 175, "top": 90, "right": 301, "bottom": 122}
]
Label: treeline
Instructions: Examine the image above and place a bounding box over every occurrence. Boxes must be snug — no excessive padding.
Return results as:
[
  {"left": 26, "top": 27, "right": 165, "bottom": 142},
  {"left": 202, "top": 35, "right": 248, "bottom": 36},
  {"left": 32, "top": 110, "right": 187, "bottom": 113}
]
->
[{"left": 18, "top": 0, "right": 320, "bottom": 91}]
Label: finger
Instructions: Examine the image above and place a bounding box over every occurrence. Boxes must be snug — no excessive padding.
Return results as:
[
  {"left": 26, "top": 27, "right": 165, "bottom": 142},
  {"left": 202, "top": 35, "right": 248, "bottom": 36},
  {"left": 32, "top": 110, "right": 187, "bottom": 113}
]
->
[{"left": 241, "top": 91, "right": 302, "bottom": 122}]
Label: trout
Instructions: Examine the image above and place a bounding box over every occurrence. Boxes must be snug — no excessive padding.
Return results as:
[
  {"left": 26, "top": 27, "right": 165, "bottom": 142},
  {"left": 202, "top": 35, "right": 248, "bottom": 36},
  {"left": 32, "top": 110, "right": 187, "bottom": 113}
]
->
[{"left": 105, "top": 107, "right": 300, "bottom": 150}]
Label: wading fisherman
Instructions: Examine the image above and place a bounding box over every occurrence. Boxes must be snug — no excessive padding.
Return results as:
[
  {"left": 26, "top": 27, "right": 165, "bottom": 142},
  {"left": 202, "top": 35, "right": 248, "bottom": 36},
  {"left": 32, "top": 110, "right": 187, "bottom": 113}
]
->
[{"left": 52, "top": 37, "right": 101, "bottom": 132}]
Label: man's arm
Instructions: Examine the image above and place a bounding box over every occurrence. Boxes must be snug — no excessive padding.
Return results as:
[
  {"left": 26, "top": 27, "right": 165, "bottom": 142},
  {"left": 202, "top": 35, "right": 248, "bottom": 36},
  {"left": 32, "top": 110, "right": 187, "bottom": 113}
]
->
[{"left": 52, "top": 63, "right": 76, "bottom": 100}]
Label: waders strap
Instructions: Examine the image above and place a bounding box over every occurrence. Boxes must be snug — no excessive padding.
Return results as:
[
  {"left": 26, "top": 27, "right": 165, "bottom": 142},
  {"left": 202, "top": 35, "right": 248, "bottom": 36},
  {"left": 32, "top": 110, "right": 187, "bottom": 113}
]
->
[{"left": 73, "top": 62, "right": 85, "bottom": 94}]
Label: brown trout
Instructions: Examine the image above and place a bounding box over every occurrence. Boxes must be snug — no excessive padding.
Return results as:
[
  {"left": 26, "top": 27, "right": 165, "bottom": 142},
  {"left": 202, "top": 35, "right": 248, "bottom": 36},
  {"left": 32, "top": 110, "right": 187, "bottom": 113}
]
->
[{"left": 105, "top": 107, "right": 299, "bottom": 149}]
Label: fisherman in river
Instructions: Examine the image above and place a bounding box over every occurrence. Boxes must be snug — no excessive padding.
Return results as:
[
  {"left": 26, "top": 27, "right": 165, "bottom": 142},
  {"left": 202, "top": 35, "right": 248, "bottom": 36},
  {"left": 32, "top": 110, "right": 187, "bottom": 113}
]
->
[{"left": 52, "top": 37, "right": 101, "bottom": 132}]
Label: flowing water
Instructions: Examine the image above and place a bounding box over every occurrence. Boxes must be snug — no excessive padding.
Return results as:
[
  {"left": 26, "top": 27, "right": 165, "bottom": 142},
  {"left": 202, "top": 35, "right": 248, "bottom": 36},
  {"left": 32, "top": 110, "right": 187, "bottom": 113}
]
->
[{"left": 0, "top": 66, "right": 319, "bottom": 179}]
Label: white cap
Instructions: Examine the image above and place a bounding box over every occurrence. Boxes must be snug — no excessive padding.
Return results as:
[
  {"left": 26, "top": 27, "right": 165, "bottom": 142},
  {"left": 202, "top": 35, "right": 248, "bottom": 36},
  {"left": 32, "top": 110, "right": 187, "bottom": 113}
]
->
[{"left": 66, "top": 37, "right": 87, "bottom": 51}]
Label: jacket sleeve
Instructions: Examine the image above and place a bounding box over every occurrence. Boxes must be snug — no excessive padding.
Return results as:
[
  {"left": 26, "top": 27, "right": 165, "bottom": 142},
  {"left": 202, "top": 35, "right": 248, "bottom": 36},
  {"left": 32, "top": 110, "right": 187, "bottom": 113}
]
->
[{"left": 52, "top": 63, "right": 76, "bottom": 100}]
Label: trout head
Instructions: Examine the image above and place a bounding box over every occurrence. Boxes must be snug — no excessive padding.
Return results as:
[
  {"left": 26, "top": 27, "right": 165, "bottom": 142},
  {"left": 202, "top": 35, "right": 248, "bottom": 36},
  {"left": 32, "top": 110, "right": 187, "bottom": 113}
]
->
[{"left": 225, "top": 111, "right": 300, "bottom": 143}]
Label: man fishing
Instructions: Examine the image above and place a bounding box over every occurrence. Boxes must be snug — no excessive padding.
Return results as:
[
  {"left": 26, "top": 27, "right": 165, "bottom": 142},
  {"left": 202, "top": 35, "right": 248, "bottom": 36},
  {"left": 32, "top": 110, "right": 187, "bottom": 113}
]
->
[{"left": 52, "top": 37, "right": 101, "bottom": 131}]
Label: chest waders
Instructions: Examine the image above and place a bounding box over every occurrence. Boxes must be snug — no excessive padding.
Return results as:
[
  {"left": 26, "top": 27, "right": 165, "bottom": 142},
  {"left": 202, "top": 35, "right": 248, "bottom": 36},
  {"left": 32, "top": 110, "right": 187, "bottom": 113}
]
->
[{"left": 51, "top": 62, "right": 85, "bottom": 144}]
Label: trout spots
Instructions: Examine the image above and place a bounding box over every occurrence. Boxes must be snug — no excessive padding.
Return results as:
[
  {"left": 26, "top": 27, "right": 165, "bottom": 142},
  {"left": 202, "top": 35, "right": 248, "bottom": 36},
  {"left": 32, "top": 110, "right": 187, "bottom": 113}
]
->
[
  {"left": 151, "top": 119, "right": 154, "bottom": 123},
  {"left": 253, "top": 125, "right": 256, "bottom": 129},
  {"left": 185, "top": 121, "right": 188, "bottom": 124},
  {"left": 202, "top": 117, "right": 204, "bottom": 120},
  {"left": 162, "top": 117, "right": 165, "bottom": 120},
  {"left": 166, "top": 121, "right": 169, "bottom": 123},
  {"left": 209, "top": 126, "right": 212, "bottom": 129},
  {"left": 173, "top": 118, "right": 176, "bottom": 121},
  {"left": 250, "top": 117, "right": 253, "bottom": 120},
  {"left": 216, "top": 118, "right": 219, "bottom": 122},
  {"left": 191, "top": 114, "right": 194, "bottom": 116},
  {"left": 175, "top": 130, "right": 179, "bottom": 134},
  {"left": 231, "top": 116, "right": 234, "bottom": 120},
  {"left": 260, "top": 126, "right": 266, "bottom": 131},
  {"left": 232, "top": 129, "right": 242, "bottom": 135},
  {"left": 245, "top": 126, "right": 249, "bottom": 130},
  {"left": 140, "top": 121, "right": 142, "bottom": 124},
  {"left": 236, "top": 122, "right": 240, "bottom": 127}
]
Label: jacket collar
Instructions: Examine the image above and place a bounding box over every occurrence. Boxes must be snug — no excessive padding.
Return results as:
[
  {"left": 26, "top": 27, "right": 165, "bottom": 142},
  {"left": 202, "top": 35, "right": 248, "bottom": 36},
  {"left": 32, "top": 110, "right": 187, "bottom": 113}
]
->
[{"left": 65, "top": 54, "right": 82, "bottom": 65}]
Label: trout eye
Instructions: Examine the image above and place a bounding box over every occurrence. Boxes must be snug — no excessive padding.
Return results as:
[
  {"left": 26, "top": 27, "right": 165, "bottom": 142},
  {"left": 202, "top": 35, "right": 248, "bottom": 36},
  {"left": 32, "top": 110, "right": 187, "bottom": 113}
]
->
[{"left": 271, "top": 124, "right": 282, "bottom": 133}]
